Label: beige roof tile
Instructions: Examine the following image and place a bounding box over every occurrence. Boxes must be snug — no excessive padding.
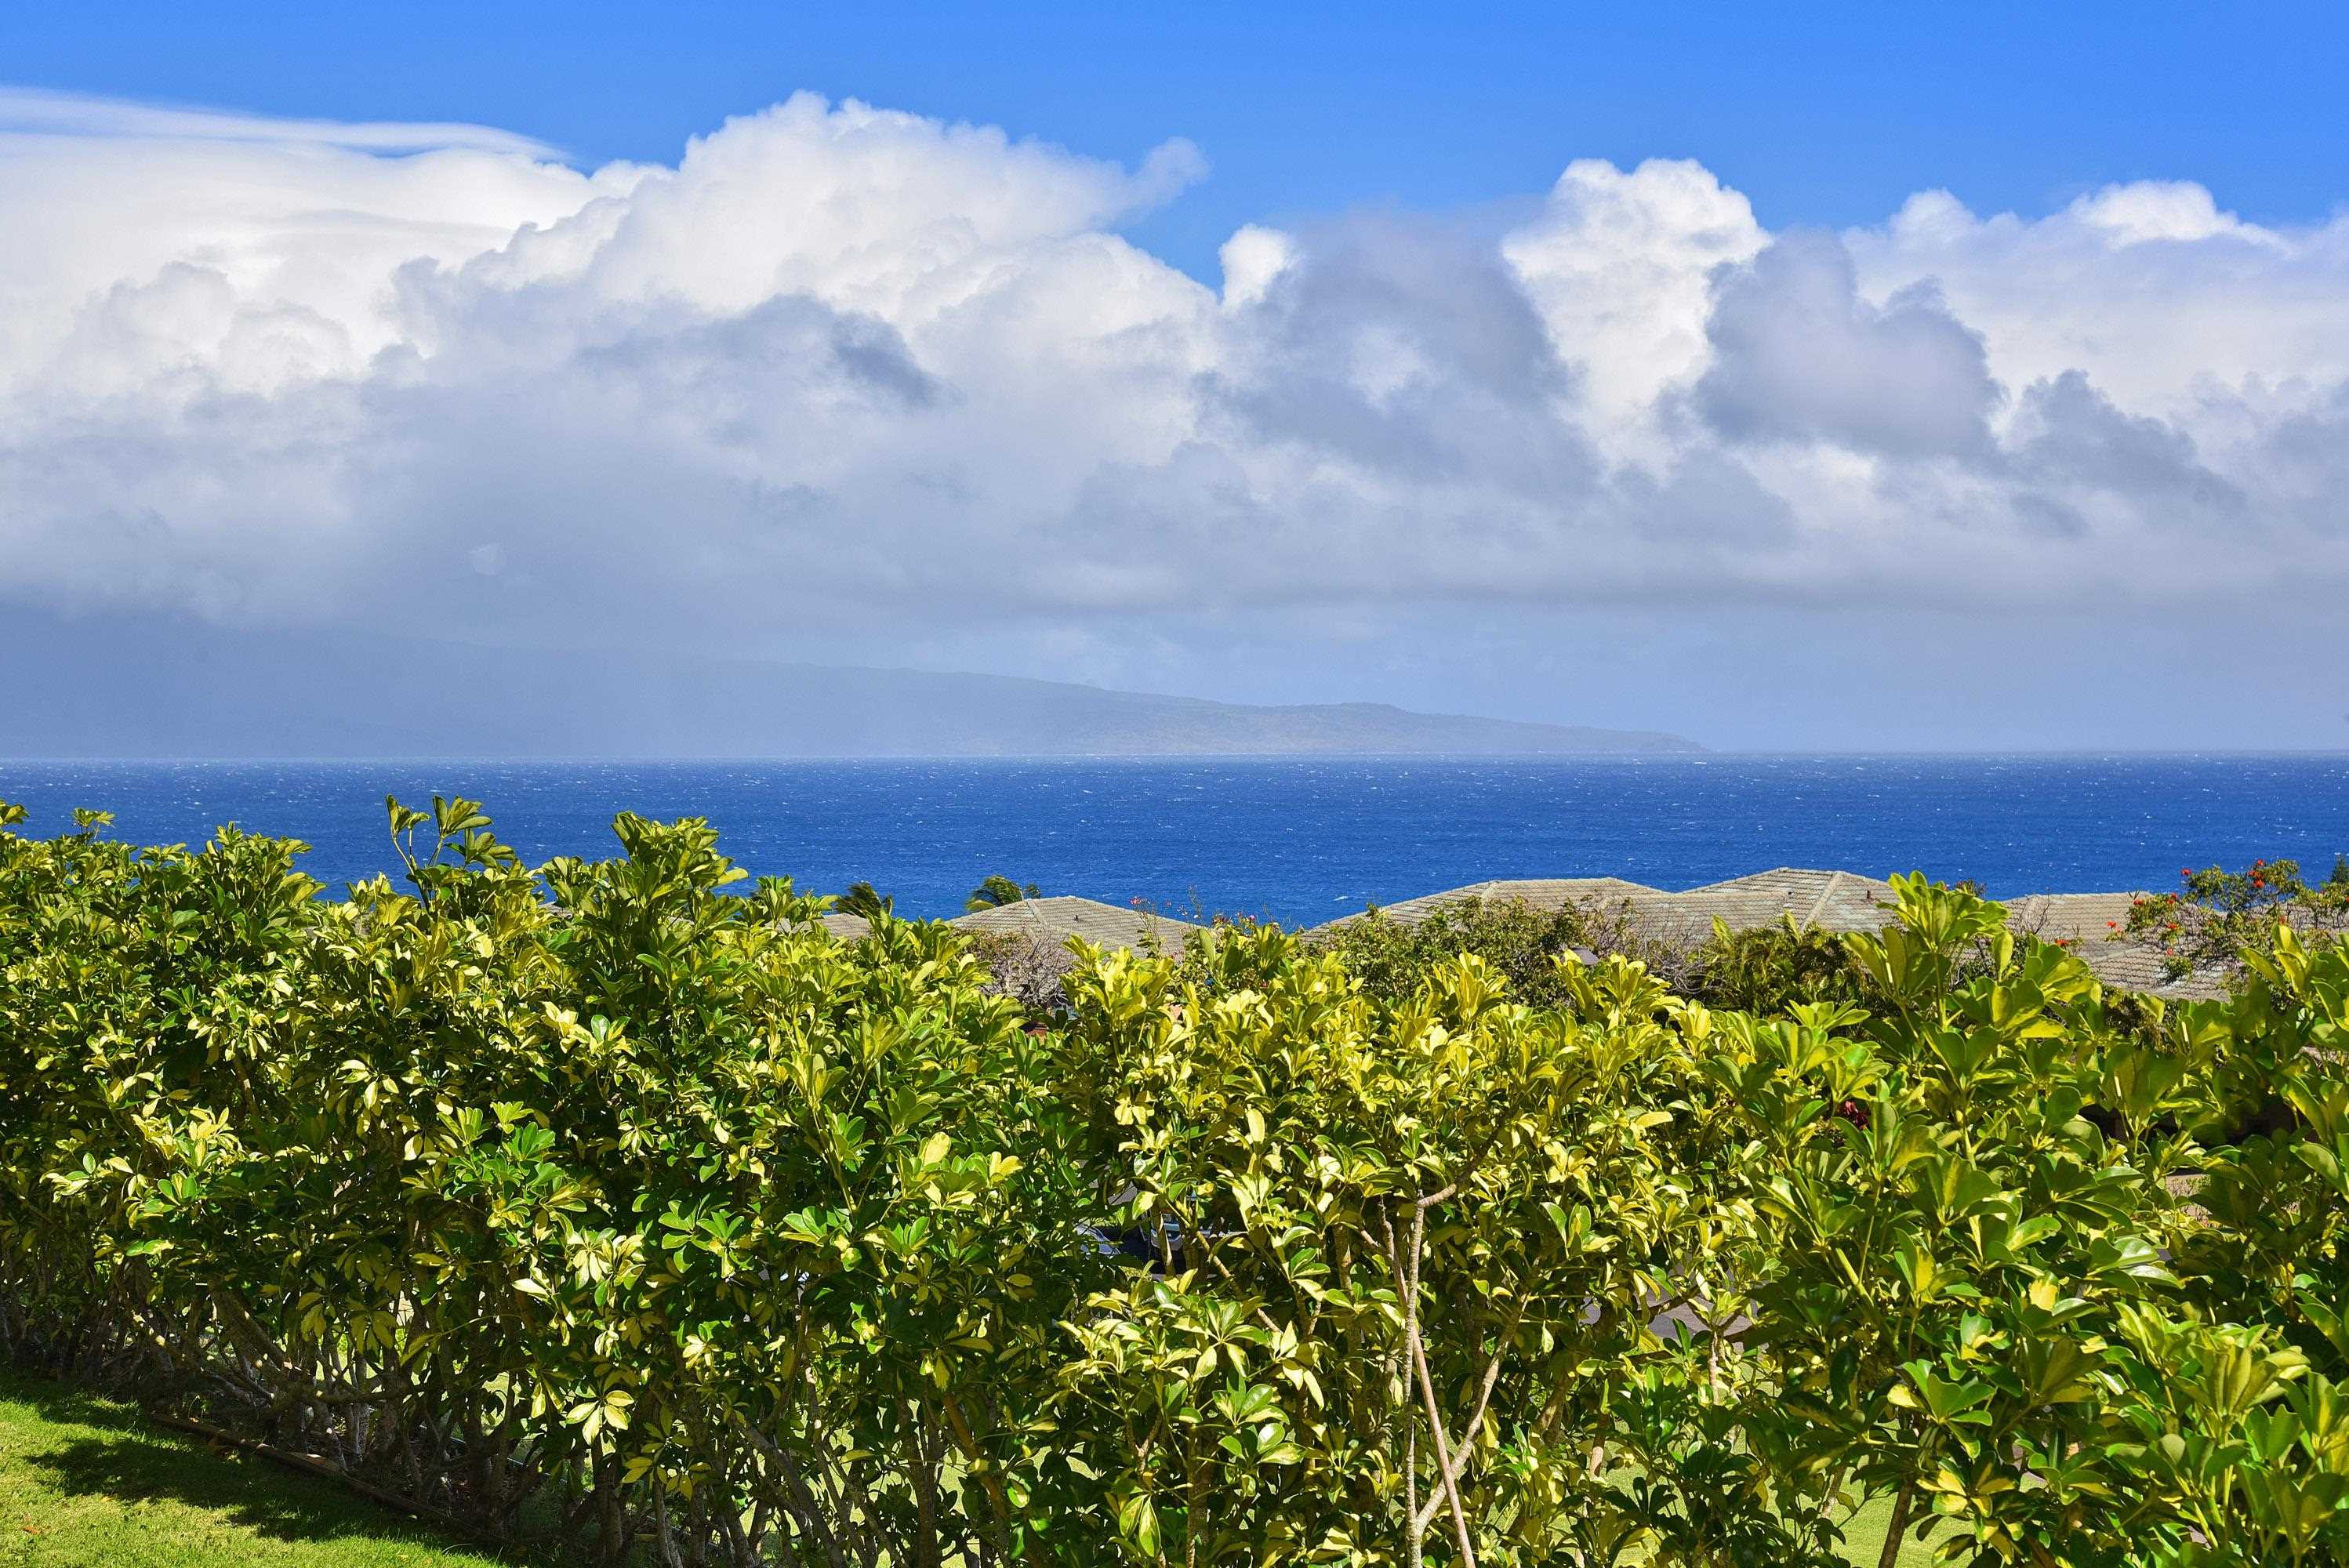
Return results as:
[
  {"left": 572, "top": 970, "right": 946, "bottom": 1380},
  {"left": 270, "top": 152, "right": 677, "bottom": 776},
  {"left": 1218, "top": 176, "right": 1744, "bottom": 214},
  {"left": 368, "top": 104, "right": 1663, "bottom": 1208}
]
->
[
  {"left": 806, "top": 898, "right": 1194, "bottom": 953},
  {"left": 1343, "top": 877, "right": 1657, "bottom": 929},
  {"left": 811, "top": 872, "right": 2238, "bottom": 999},
  {"left": 1311, "top": 868, "right": 2224, "bottom": 998},
  {"left": 2005, "top": 891, "right": 2231, "bottom": 998},
  {"left": 949, "top": 895, "right": 1199, "bottom": 952}
]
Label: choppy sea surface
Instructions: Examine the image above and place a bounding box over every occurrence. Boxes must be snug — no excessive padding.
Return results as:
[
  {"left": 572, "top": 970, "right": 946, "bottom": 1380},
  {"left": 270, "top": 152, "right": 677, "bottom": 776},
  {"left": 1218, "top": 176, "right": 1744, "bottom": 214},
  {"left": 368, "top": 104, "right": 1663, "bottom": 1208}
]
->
[{"left": 3, "top": 756, "right": 2345, "bottom": 926}]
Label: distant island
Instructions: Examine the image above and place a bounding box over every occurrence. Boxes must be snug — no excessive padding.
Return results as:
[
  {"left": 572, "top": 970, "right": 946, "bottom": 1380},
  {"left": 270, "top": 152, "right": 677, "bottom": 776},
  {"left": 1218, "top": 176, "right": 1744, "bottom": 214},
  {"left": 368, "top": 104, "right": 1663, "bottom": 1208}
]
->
[{"left": 2, "top": 614, "right": 1699, "bottom": 757}]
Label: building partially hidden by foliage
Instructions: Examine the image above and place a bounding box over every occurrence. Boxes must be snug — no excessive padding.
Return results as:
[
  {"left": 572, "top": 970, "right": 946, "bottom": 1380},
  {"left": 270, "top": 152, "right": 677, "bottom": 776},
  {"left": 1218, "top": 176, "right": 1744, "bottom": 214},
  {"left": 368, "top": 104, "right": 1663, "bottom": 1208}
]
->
[
  {"left": 3, "top": 798, "right": 2347, "bottom": 1566},
  {"left": 1309, "top": 866, "right": 2246, "bottom": 1000},
  {"left": 965, "top": 873, "right": 1042, "bottom": 913}
]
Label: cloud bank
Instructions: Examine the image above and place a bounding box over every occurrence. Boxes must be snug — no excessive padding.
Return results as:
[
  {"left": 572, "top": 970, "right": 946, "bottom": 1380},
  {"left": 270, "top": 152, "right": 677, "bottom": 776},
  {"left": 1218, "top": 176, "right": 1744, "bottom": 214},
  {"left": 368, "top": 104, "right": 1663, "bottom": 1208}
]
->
[{"left": 2, "top": 88, "right": 2345, "bottom": 742}]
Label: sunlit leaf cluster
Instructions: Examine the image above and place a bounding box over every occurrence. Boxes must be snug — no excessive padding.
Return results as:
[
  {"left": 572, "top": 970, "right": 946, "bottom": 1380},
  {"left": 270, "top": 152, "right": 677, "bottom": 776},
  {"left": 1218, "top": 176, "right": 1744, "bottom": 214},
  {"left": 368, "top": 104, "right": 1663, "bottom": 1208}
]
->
[{"left": 2, "top": 802, "right": 2344, "bottom": 1566}]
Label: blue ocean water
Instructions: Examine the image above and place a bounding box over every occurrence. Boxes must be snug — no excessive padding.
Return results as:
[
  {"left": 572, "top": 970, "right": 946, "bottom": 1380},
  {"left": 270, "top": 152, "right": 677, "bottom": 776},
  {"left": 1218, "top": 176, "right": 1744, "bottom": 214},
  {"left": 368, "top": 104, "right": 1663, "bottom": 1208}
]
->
[{"left": 2, "top": 757, "right": 2344, "bottom": 926}]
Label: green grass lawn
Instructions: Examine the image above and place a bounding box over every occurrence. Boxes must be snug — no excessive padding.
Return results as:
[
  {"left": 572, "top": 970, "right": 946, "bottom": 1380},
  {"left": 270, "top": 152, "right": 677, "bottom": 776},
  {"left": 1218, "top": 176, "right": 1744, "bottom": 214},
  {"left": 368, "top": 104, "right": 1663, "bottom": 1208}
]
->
[
  {"left": 1, "top": 1363, "right": 1935, "bottom": 1566},
  {"left": 0, "top": 1370, "right": 510, "bottom": 1568},
  {"left": 1840, "top": 1490, "right": 1937, "bottom": 1567}
]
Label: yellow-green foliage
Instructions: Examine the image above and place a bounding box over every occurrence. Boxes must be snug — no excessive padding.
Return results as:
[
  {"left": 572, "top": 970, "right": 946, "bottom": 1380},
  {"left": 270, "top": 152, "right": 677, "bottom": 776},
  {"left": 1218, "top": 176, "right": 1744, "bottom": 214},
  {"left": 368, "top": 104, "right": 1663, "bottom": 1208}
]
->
[
  {"left": 1309, "top": 896, "right": 1606, "bottom": 1008},
  {"left": 2, "top": 801, "right": 2346, "bottom": 1566}
]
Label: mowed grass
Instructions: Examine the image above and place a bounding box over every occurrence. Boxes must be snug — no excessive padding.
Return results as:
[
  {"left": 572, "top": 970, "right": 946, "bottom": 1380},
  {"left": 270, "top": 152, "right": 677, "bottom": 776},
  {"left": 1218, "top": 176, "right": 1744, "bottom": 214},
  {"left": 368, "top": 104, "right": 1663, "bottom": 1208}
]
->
[
  {"left": 1840, "top": 1491, "right": 1938, "bottom": 1567},
  {"left": 0, "top": 1369, "right": 510, "bottom": 1568},
  {"left": 0, "top": 1363, "right": 1931, "bottom": 1566}
]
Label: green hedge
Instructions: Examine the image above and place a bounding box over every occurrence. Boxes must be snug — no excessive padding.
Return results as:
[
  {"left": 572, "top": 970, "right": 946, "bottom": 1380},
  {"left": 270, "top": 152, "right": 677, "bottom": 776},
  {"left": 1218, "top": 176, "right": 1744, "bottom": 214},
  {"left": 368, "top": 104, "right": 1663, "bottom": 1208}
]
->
[{"left": 2, "top": 798, "right": 2345, "bottom": 1566}]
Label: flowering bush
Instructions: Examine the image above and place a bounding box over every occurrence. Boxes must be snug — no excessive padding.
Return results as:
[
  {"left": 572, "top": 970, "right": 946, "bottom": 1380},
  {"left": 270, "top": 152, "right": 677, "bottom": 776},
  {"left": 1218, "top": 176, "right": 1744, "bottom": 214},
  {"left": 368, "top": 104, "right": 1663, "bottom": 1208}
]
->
[{"left": 2122, "top": 855, "right": 2349, "bottom": 982}]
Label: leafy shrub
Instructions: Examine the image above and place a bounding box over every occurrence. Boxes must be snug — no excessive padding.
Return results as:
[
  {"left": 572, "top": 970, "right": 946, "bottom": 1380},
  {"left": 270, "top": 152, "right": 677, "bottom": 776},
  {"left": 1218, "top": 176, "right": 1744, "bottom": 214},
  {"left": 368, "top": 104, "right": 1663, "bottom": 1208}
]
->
[
  {"left": 1322, "top": 896, "right": 1877, "bottom": 1017},
  {"left": 2122, "top": 856, "right": 2349, "bottom": 982},
  {"left": 968, "top": 874, "right": 1041, "bottom": 912},
  {"left": 1310, "top": 895, "right": 1608, "bottom": 1008},
  {"left": 837, "top": 878, "right": 894, "bottom": 920},
  {"left": 1680, "top": 913, "right": 1872, "bottom": 1012},
  {"left": 3, "top": 804, "right": 2347, "bottom": 1566}
]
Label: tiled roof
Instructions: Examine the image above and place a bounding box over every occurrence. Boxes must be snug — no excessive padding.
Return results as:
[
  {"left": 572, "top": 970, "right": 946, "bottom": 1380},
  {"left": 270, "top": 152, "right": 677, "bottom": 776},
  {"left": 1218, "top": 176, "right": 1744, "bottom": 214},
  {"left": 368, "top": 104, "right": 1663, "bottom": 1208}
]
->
[
  {"left": 1628, "top": 869, "right": 1903, "bottom": 948},
  {"left": 1347, "top": 877, "right": 1654, "bottom": 927},
  {"left": 949, "top": 895, "right": 1199, "bottom": 953},
  {"left": 1318, "top": 869, "right": 1901, "bottom": 946},
  {"left": 2002, "top": 892, "right": 2231, "bottom": 997},
  {"left": 807, "top": 874, "right": 2236, "bottom": 999},
  {"left": 1312, "top": 869, "right": 2220, "bottom": 998},
  {"left": 806, "top": 898, "right": 1196, "bottom": 953}
]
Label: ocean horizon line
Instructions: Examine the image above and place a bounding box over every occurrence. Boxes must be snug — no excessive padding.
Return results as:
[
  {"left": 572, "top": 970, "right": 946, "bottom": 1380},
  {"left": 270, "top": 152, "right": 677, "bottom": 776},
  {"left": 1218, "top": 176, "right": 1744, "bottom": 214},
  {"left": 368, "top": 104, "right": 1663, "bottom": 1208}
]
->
[{"left": 9, "top": 746, "right": 2349, "bottom": 767}]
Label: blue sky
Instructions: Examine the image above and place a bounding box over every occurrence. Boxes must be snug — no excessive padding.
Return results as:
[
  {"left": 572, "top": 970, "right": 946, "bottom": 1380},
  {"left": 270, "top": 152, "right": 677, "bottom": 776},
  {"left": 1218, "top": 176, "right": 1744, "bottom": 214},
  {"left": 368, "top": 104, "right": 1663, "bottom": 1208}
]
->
[
  {"left": 0, "top": 5, "right": 2345, "bottom": 749},
  {"left": 7, "top": 2, "right": 2345, "bottom": 278}
]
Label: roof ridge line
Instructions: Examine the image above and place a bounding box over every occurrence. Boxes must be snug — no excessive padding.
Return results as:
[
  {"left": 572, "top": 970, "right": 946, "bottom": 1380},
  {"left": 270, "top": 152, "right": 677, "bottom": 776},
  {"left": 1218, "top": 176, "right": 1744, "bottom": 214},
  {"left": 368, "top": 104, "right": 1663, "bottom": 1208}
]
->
[{"left": 1798, "top": 871, "right": 1846, "bottom": 931}]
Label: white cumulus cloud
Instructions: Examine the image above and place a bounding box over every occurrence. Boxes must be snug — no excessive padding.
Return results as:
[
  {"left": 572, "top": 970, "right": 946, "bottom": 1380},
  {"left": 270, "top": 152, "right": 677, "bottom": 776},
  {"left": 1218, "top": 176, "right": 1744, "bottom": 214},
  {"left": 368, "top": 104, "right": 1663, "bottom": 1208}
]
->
[{"left": 0, "top": 85, "right": 2345, "bottom": 743}]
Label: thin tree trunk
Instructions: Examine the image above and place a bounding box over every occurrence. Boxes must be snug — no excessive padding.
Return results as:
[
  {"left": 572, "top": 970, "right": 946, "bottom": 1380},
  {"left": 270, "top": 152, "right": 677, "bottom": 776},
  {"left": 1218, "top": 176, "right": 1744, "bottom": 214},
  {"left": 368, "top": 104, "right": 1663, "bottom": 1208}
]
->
[
  {"left": 1394, "top": 1198, "right": 1476, "bottom": 1568},
  {"left": 1387, "top": 1204, "right": 1423, "bottom": 1568},
  {"left": 1409, "top": 1324, "right": 1479, "bottom": 1568},
  {"left": 939, "top": 1391, "right": 1025, "bottom": 1568},
  {"left": 1875, "top": 1474, "right": 1916, "bottom": 1568},
  {"left": 898, "top": 1399, "right": 942, "bottom": 1568}
]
